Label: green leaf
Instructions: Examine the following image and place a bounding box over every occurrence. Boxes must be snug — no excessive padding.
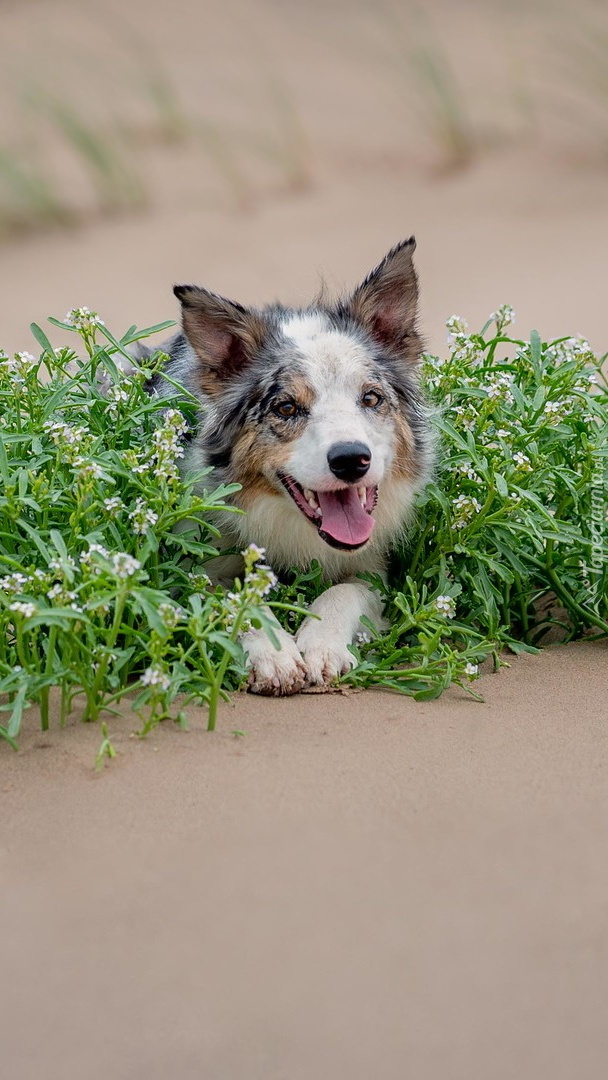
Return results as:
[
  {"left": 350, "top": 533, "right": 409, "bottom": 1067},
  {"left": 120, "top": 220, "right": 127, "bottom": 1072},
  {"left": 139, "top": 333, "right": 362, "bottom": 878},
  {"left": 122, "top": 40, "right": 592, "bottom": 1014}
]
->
[{"left": 30, "top": 322, "right": 55, "bottom": 355}]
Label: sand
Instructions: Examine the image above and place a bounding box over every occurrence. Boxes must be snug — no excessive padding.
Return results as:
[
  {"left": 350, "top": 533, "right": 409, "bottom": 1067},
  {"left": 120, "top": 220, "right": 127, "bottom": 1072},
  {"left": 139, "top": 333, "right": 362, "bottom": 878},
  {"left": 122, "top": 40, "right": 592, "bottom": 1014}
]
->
[{"left": 1, "top": 1, "right": 608, "bottom": 1076}]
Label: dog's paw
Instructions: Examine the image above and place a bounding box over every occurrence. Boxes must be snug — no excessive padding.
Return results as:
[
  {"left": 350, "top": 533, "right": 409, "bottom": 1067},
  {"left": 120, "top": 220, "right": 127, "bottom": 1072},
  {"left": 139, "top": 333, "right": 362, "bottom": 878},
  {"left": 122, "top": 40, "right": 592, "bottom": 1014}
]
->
[
  {"left": 297, "top": 638, "right": 355, "bottom": 687},
  {"left": 246, "top": 638, "right": 309, "bottom": 697}
]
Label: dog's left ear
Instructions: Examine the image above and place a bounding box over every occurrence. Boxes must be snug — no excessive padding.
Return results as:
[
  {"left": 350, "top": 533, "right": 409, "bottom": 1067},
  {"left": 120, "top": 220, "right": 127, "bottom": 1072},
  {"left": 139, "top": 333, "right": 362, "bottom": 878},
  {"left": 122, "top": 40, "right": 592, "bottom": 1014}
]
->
[{"left": 348, "top": 238, "right": 419, "bottom": 360}]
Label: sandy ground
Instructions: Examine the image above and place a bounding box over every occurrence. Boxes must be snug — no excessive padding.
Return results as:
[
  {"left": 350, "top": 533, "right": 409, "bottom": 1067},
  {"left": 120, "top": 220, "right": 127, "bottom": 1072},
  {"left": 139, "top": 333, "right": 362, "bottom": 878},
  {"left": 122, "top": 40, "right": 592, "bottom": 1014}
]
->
[
  {"left": 2, "top": 1, "right": 608, "bottom": 1076},
  {"left": 3, "top": 641, "right": 608, "bottom": 1079}
]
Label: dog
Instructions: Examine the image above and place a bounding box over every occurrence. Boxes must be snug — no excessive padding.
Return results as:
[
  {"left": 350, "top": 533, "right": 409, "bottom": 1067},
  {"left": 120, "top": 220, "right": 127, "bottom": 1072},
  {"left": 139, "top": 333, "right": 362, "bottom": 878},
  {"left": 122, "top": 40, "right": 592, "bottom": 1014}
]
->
[{"left": 148, "top": 239, "right": 434, "bottom": 695}]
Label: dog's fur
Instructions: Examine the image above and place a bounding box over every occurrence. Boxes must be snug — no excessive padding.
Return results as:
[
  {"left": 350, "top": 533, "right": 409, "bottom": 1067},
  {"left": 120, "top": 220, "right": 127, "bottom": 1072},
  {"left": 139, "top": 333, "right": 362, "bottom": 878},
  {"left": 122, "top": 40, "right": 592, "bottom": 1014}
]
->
[{"left": 149, "top": 239, "right": 434, "bottom": 694}]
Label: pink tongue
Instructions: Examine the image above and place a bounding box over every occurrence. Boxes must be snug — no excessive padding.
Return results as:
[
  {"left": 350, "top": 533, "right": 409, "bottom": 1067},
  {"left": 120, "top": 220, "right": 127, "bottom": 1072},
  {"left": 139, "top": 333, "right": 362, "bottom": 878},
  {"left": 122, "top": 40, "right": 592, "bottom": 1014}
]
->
[{"left": 316, "top": 487, "right": 375, "bottom": 546}]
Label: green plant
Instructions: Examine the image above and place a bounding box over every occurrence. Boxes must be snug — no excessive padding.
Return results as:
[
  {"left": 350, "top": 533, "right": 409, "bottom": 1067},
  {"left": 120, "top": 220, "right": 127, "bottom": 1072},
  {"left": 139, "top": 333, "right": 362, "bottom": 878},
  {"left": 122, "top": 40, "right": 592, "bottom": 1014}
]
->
[
  {"left": 1, "top": 305, "right": 606, "bottom": 746},
  {"left": 0, "top": 312, "right": 304, "bottom": 745},
  {"left": 335, "top": 307, "right": 607, "bottom": 696}
]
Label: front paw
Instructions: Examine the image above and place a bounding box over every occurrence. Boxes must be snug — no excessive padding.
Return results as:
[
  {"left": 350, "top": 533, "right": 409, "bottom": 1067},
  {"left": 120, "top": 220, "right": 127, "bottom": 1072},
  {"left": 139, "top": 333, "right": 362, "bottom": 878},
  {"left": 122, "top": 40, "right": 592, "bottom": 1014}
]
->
[
  {"left": 296, "top": 637, "right": 355, "bottom": 687},
  {"left": 246, "top": 639, "right": 309, "bottom": 697}
]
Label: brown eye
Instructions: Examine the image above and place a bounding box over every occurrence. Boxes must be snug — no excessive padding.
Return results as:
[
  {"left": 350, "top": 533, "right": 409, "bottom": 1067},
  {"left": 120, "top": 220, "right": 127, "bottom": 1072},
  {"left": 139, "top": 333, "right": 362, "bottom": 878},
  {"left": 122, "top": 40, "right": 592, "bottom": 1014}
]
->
[
  {"left": 361, "top": 390, "right": 383, "bottom": 409},
  {"left": 274, "top": 400, "right": 298, "bottom": 418}
]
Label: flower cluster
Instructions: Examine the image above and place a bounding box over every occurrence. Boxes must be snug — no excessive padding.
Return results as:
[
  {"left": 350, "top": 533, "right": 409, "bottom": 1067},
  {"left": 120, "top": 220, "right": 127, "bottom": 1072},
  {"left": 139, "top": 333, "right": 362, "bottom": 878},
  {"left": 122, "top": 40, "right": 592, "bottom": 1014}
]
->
[
  {"left": 129, "top": 497, "right": 159, "bottom": 535},
  {"left": 125, "top": 408, "right": 188, "bottom": 483},
  {"left": 485, "top": 372, "right": 514, "bottom": 403},
  {"left": 43, "top": 419, "right": 93, "bottom": 465},
  {"left": 9, "top": 601, "right": 37, "bottom": 618},
  {"left": 0, "top": 350, "right": 37, "bottom": 382},
  {"left": 64, "top": 307, "right": 105, "bottom": 332},
  {"left": 140, "top": 666, "right": 171, "bottom": 691},
  {"left": 452, "top": 494, "right": 482, "bottom": 529},
  {"left": 490, "top": 304, "right": 515, "bottom": 333},
  {"left": 434, "top": 594, "right": 456, "bottom": 618},
  {"left": 221, "top": 545, "right": 279, "bottom": 632}
]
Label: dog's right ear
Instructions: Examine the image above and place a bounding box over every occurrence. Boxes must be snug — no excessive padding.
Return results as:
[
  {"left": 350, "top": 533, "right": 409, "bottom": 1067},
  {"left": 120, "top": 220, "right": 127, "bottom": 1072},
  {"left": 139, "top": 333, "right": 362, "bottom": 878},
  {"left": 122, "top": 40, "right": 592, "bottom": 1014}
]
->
[{"left": 174, "top": 285, "right": 266, "bottom": 394}]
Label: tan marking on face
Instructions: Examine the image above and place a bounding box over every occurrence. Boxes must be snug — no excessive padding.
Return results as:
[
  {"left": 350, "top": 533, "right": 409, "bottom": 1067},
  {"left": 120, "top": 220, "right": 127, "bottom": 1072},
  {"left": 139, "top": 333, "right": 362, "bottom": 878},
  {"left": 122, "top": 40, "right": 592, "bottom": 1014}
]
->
[
  {"left": 391, "top": 414, "right": 419, "bottom": 481},
  {"left": 230, "top": 424, "right": 291, "bottom": 510}
]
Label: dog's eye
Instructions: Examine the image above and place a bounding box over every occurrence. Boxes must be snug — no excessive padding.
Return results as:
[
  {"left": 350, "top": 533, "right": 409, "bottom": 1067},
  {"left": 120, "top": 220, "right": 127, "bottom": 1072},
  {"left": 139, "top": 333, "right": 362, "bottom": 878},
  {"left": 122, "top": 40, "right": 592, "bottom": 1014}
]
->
[
  {"left": 273, "top": 400, "right": 298, "bottom": 418},
  {"left": 361, "top": 390, "right": 383, "bottom": 409}
]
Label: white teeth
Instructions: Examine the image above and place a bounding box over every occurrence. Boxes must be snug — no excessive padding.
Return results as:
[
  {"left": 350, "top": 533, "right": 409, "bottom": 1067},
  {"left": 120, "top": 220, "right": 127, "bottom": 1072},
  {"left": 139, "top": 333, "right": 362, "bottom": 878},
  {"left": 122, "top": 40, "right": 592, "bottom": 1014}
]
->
[
  {"left": 304, "top": 488, "right": 319, "bottom": 511},
  {"left": 357, "top": 485, "right": 367, "bottom": 509}
]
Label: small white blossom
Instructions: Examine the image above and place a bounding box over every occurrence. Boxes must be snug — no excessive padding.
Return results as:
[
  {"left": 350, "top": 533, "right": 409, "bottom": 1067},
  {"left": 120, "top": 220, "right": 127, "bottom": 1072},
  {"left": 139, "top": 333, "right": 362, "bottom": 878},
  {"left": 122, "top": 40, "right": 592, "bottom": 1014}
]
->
[
  {"left": 490, "top": 304, "right": 515, "bottom": 333},
  {"left": 0, "top": 572, "right": 29, "bottom": 594},
  {"left": 496, "top": 429, "right": 510, "bottom": 439},
  {"left": 485, "top": 372, "right": 514, "bottom": 403},
  {"left": 446, "top": 315, "right": 469, "bottom": 342},
  {"left": 452, "top": 494, "right": 482, "bottom": 529},
  {"left": 355, "top": 630, "right": 372, "bottom": 645},
  {"left": 545, "top": 337, "right": 594, "bottom": 366},
  {"left": 158, "top": 603, "right": 182, "bottom": 629},
  {"left": 513, "top": 451, "right": 532, "bottom": 471},
  {"left": 64, "top": 306, "right": 105, "bottom": 331},
  {"left": 464, "top": 662, "right": 479, "bottom": 678},
  {"left": 103, "top": 496, "right": 124, "bottom": 516},
  {"left": 434, "top": 594, "right": 456, "bottom": 618},
  {"left": 9, "top": 601, "right": 36, "bottom": 618},
  {"left": 245, "top": 563, "right": 278, "bottom": 600},
  {"left": 242, "top": 544, "right": 266, "bottom": 564},
  {"left": 79, "top": 543, "right": 110, "bottom": 569},
  {"left": 140, "top": 666, "right": 171, "bottom": 691},
  {"left": 73, "top": 457, "right": 104, "bottom": 480},
  {"left": 107, "top": 385, "right": 129, "bottom": 404},
  {"left": 458, "top": 462, "right": 481, "bottom": 482},
  {"left": 129, "top": 497, "right": 159, "bottom": 534},
  {"left": 450, "top": 333, "right": 483, "bottom": 366},
  {"left": 110, "top": 553, "right": 141, "bottom": 579}
]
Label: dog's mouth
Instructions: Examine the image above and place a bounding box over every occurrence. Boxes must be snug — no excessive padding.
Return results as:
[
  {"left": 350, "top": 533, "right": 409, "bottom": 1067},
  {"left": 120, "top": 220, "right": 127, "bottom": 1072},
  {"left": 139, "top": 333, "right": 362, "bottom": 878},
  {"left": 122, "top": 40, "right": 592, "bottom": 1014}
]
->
[{"left": 278, "top": 473, "right": 378, "bottom": 550}]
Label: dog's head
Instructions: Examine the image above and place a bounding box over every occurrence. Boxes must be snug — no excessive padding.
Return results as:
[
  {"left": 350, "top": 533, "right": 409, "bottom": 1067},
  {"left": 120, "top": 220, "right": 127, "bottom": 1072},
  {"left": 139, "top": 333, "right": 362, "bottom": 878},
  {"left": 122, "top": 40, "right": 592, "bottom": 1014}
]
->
[{"left": 174, "top": 240, "right": 432, "bottom": 561}]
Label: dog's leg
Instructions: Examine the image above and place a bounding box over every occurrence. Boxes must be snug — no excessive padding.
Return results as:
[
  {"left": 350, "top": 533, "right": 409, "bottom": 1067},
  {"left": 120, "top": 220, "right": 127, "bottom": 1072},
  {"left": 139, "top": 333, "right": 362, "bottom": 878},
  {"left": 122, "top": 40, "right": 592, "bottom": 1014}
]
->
[
  {"left": 295, "top": 580, "right": 385, "bottom": 687},
  {"left": 243, "top": 610, "right": 309, "bottom": 696}
]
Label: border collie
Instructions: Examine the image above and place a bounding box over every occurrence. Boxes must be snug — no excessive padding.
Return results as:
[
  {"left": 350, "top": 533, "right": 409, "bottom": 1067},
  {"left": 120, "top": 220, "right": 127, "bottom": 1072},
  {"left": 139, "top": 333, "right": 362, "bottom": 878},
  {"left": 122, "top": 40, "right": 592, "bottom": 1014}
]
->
[{"left": 150, "top": 239, "right": 433, "bottom": 694}]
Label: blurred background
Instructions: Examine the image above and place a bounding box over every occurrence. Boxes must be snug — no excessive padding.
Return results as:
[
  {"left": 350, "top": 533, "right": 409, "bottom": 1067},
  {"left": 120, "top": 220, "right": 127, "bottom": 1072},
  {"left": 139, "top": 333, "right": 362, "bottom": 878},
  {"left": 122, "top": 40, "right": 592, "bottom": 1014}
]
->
[{"left": 1, "top": 0, "right": 608, "bottom": 355}]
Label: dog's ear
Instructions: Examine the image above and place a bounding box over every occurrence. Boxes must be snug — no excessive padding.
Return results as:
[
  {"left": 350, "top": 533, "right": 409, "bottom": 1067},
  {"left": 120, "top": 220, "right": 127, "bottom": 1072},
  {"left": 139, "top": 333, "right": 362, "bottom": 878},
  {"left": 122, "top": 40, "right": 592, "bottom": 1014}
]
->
[
  {"left": 174, "top": 285, "right": 266, "bottom": 393},
  {"left": 348, "top": 238, "right": 419, "bottom": 360}
]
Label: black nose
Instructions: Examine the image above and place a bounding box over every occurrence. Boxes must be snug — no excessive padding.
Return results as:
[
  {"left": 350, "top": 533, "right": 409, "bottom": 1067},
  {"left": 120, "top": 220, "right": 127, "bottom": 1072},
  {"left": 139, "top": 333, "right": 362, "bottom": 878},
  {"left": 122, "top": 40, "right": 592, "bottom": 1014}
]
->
[{"left": 327, "top": 441, "right": 371, "bottom": 482}]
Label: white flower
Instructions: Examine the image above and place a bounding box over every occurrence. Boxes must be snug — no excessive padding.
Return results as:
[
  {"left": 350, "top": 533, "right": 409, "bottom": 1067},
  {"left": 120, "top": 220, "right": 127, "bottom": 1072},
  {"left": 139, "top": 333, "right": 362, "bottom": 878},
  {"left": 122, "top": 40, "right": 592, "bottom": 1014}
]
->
[
  {"left": 128, "top": 497, "right": 159, "bottom": 534},
  {"left": 458, "top": 462, "right": 481, "bottom": 482},
  {"left": 496, "top": 429, "right": 510, "bottom": 439},
  {"left": 452, "top": 494, "right": 482, "bottom": 529},
  {"left": 490, "top": 304, "right": 515, "bottom": 332},
  {"left": 140, "top": 666, "right": 171, "bottom": 691},
  {"left": 0, "top": 572, "right": 29, "bottom": 594},
  {"left": 355, "top": 630, "right": 372, "bottom": 645},
  {"left": 464, "top": 662, "right": 479, "bottom": 678},
  {"left": 9, "top": 601, "right": 36, "bottom": 618},
  {"left": 103, "top": 496, "right": 124, "bottom": 516},
  {"left": 79, "top": 543, "right": 110, "bottom": 568},
  {"left": 73, "top": 457, "right": 104, "bottom": 480},
  {"left": 485, "top": 373, "right": 513, "bottom": 402},
  {"left": 245, "top": 564, "right": 278, "bottom": 600},
  {"left": 64, "top": 306, "right": 105, "bottom": 331},
  {"left": 450, "top": 333, "right": 482, "bottom": 366},
  {"left": 513, "top": 451, "right": 532, "bottom": 471},
  {"left": 242, "top": 543, "right": 266, "bottom": 564},
  {"left": 110, "top": 553, "right": 141, "bottom": 579},
  {"left": 158, "top": 603, "right": 182, "bottom": 629},
  {"left": 188, "top": 570, "right": 212, "bottom": 589},
  {"left": 107, "top": 385, "right": 129, "bottom": 404},
  {"left": 434, "top": 594, "right": 456, "bottom": 618},
  {"left": 446, "top": 315, "right": 469, "bottom": 342},
  {"left": 545, "top": 337, "right": 593, "bottom": 366}
]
